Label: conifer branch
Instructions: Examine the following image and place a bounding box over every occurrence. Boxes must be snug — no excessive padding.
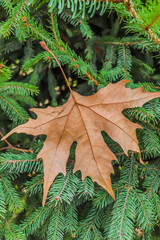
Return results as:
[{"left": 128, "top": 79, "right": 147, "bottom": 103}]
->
[
  {"left": 23, "top": 18, "right": 100, "bottom": 86},
  {"left": 146, "top": 11, "right": 160, "bottom": 29},
  {"left": 122, "top": 46, "right": 126, "bottom": 69},
  {"left": 62, "top": 10, "right": 92, "bottom": 39},
  {"left": 56, "top": 168, "right": 72, "bottom": 199},
  {"left": 146, "top": 129, "right": 156, "bottom": 152},
  {"left": 119, "top": 187, "right": 130, "bottom": 238},
  {"left": 1, "top": 0, "right": 12, "bottom": 11},
  {"left": 147, "top": 170, "right": 160, "bottom": 199},
  {"left": 27, "top": 178, "right": 43, "bottom": 191},
  {"left": 1, "top": 177, "right": 19, "bottom": 209},
  {"left": 119, "top": 154, "right": 134, "bottom": 237},
  {"left": 20, "top": 204, "right": 54, "bottom": 231},
  {"left": 3, "top": 158, "right": 40, "bottom": 163},
  {"left": 148, "top": 123, "right": 160, "bottom": 132},
  {"left": 104, "top": 46, "right": 114, "bottom": 70},
  {"left": 102, "top": 41, "right": 143, "bottom": 45},
  {"left": 3, "top": 0, "right": 29, "bottom": 37},
  {"left": 122, "top": 67, "right": 128, "bottom": 79},
  {"left": 85, "top": 72, "right": 100, "bottom": 86},
  {"left": 5, "top": 220, "right": 18, "bottom": 240},
  {"left": 1, "top": 82, "right": 38, "bottom": 95},
  {"left": 152, "top": 192, "right": 160, "bottom": 215},
  {"left": 52, "top": 203, "right": 61, "bottom": 239},
  {"left": 50, "top": 12, "right": 61, "bottom": 45},
  {"left": 87, "top": 0, "right": 122, "bottom": 3},
  {"left": 68, "top": 204, "right": 76, "bottom": 232},
  {"left": 76, "top": 209, "right": 100, "bottom": 233},
  {"left": 145, "top": 28, "right": 160, "bottom": 47},
  {"left": 128, "top": 153, "right": 133, "bottom": 186},
  {"left": 0, "top": 95, "right": 27, "bottom": 122},
  {"left": 22, "top": 18, "right": 56, "bottom": 48},
  {"left": 132, "top": 189, "right": 150, "bottom": 226},
  {"left": 123, "top": 0, "right": 160, "bottom": 46}
]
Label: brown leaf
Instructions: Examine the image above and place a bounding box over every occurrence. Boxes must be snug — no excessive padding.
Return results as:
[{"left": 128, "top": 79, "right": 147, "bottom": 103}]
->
[{"left": 2, "top": 80, "right": 160, "bottom": 205}]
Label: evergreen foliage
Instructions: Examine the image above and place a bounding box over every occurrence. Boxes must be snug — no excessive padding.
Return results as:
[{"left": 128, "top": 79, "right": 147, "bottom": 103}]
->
[
  {"left": 0, "top": 0, "right": 160, "bottom": 239},
  {"left": 0, "top": 61, "right": 38, "bottom": 123}
]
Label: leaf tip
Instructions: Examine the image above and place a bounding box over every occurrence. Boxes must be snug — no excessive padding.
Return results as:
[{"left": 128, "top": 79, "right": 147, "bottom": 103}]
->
[
  {"left": 42, "top": 196, "right": 46, "bottom": 207},
  {"left": 1, "top": 134, "right": 7, "bottom": 141},
  {"left": 111, "top": 191, "right": 116, "bottom": 202}
]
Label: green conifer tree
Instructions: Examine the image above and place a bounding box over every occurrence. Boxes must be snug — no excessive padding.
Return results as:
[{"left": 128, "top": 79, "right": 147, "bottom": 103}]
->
[{"left": 0, "top": 0, "right": 160, "bottom": 239}]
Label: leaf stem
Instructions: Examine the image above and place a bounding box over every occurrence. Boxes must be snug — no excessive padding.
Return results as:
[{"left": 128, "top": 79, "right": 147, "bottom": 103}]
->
[{"left": 40, "top": 41, "right": 77, "bottom": 103}]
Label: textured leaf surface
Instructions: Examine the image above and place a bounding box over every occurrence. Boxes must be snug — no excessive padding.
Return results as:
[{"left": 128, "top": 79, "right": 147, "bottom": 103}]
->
[{"left": 3, "top": 80, "right": 160, "bottom": 205}]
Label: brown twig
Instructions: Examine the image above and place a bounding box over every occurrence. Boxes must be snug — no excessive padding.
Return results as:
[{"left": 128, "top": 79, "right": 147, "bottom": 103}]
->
[
  {"left": 50, "top": 11, "right": 60, "bottom": 44},
  {"left": 4, "top": 158, "right": 40, "bottom": 163},
  {"left": 0, "top": 131, "right": 12, "bottom": 147},
  {"left": 85, "top": 72, "right": 100, "bottom": 86},
  {"left": 0, "top": 131, "right": 33, "bottom": 153},
  {"left": 146, "top": 11, "right": 160, "bottom": 29},
  {"left": 0, "top": 145, "right": 33, "bottom": 153},
  {"left": 101, "top": 41, "right": 143, "bottom": 45},
  {"left": 124, "top": 0, "right": 138, "bottom": 19}
]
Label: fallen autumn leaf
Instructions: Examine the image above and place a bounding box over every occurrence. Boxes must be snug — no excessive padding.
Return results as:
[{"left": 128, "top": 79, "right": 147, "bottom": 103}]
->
[{"left": 2, "top": 79, "right": 160, "bottom": 205}]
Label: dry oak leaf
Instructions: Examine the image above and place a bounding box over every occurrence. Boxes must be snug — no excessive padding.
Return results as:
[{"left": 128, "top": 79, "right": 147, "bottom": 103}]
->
[{"left": 2, "top": 80, "right": 160, "bottom": 206}]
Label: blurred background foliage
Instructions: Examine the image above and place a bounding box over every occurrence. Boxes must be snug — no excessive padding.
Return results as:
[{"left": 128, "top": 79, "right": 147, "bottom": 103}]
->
[{"left": 0, "top": 0, "right": 160, "bottom": 239}]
